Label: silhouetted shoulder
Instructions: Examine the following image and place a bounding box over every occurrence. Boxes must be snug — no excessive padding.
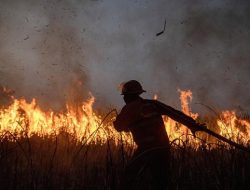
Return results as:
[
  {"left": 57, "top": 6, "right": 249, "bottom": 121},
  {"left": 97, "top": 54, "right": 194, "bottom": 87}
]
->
[
  {"left": 142, "top": 99, "right": 186, "bottom": 118},
  {"left": 139, "top": 99, "right": 163, "bottom": 117},
  {"left": 142, "top": 99, "right": 170, "bottom": 111}
]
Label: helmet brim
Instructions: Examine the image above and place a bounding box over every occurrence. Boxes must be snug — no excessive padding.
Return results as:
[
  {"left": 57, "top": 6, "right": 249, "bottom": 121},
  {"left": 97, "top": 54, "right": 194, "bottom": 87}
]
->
[{"left": 121, "top": 90, "right": 146, "bottom": 95}]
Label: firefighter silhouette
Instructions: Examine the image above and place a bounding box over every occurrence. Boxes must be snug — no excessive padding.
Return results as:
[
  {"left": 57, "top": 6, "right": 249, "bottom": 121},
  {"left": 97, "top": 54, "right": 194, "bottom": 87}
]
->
[{"left": 113, "top": 80, "right": 199, "bottom": 190}]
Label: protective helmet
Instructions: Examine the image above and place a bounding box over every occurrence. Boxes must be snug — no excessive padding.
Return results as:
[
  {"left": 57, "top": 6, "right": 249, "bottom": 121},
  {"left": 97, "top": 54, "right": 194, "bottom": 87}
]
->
[{"left": 121, "top": 80, "right": 146, "bottom": 95}]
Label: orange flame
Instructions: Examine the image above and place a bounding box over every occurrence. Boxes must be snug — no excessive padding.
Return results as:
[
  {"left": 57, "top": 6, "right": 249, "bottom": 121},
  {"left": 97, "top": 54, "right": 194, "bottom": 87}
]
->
[
  {"left": 0, "top": 88, "right": 249, "bottom": 148},
  {"left": 164, "top": 90, "right": 250, "bottom": 147},
  {"left": 164, "top": 90, "right": 199, "bottom": 146},
  {"left": 217, "top": 111, "right": 250, "bottom": 145},
  {"left": 0, "top": 95, "right": 133, "bottom": 145}
]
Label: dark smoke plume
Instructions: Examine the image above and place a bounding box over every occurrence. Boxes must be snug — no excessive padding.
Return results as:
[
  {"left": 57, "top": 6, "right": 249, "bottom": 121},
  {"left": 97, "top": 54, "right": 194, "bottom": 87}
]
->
[{"left": 0, "top": 0, "right": 249, "bottom": 114}]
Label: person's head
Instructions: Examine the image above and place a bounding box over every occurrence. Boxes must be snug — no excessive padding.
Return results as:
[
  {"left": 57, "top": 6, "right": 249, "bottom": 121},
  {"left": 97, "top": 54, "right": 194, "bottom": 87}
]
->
[{"left": 120, "top": 80, "right": 146, "bottom": 104}]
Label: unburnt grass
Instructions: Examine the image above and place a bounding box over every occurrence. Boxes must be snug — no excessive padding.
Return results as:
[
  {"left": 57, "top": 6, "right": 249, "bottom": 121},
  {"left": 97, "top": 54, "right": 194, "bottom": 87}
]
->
[{"left": 0, "top": 127, "right": 250, "bottom": 190}]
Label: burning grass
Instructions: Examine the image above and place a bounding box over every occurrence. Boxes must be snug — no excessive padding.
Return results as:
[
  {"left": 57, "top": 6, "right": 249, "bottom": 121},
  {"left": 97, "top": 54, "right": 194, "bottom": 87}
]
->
[{"left": 0, "top": 89, "right": 250, "bottom": 189}]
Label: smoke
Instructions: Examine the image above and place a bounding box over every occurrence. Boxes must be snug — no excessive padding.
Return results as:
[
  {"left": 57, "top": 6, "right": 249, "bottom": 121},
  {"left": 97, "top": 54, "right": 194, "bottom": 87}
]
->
[
  {"left": 0, "top": 0, "right": 249, "bottom": 113},
  {"left": 0, "top": 0, "right": 88, "bottom": 110}
]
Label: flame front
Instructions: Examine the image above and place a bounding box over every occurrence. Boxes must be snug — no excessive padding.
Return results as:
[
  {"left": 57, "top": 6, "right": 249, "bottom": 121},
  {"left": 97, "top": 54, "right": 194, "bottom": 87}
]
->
[
  {"left": 164, "top": 90, "right": 250, "bottom": 147},
  {"left": 0, "top": 89, "right": 249, "bottom": 148},
  {"left": 0, "top": 95, "right": 133, "bottom": 145}
]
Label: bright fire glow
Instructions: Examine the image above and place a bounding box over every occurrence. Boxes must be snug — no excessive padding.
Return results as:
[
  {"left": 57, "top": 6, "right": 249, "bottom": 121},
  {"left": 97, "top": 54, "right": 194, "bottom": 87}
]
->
[
  {"left": 0, "top": 88, "right": 249, "bottom": 148},
  {"left": 0, "top": 94, "right": 133, "bottom": 145}
]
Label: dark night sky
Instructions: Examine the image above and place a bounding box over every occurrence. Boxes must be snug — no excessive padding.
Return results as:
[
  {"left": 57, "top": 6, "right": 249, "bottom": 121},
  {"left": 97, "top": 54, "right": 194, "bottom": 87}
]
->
[{"left": 0, "top": 0, "right": 250, "bottom": 114}]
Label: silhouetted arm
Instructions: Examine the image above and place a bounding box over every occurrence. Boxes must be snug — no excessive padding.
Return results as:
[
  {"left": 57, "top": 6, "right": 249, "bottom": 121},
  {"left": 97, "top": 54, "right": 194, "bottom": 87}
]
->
[{"left": 154, "top": 100, "right": 198, "bottom": 130}]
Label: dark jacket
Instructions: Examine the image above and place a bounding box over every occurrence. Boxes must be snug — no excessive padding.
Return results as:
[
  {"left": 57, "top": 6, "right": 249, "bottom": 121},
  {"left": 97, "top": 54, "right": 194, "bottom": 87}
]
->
[{"left": 113, "top": 97, "right": 197, "bottom": 149}]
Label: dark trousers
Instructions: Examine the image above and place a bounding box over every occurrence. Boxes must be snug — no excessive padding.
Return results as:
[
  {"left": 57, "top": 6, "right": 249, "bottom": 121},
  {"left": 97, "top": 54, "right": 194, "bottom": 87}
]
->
[{"left": 121, "top": 146, "right": 170, "bottom": 190}]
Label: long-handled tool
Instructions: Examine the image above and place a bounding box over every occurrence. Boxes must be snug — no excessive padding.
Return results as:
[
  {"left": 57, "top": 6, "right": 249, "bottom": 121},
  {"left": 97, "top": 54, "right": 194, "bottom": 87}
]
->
[
  {"left": 158, "top": 102, "right": 250, "bottom": 154},
  {"left": 192, "top": 123, "right": 250, "bottom": 154}
]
